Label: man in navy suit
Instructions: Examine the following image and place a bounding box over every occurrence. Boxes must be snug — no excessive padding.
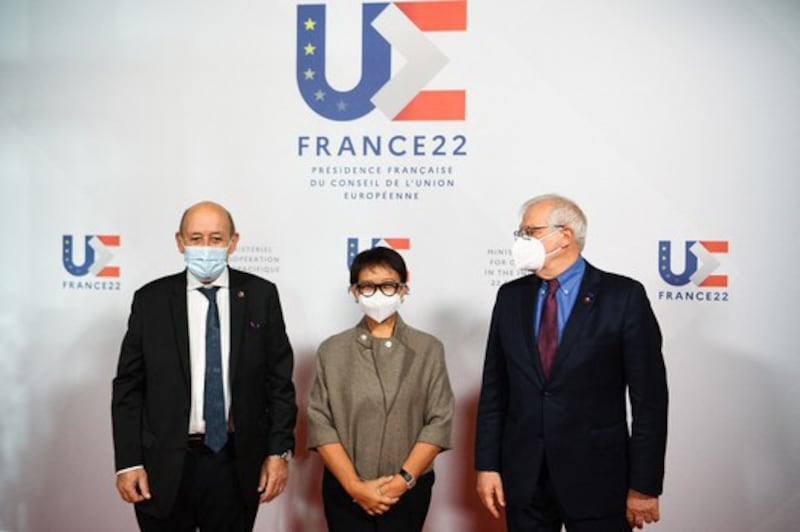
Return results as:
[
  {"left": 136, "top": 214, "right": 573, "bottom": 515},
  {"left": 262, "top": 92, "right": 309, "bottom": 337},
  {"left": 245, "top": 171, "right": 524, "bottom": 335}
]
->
[
  {"left": 112, "top": 201, "right": 297, "bottom": 531},
  {"left": 475, "top": 194, "right": 668, "bottom": 531}
]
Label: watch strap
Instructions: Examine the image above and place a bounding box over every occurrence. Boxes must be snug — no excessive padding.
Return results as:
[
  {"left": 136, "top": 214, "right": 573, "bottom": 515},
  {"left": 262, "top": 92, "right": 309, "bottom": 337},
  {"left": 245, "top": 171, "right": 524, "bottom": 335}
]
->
[{"left": 399, "top": 468, "right": 416, "bottom": 489}]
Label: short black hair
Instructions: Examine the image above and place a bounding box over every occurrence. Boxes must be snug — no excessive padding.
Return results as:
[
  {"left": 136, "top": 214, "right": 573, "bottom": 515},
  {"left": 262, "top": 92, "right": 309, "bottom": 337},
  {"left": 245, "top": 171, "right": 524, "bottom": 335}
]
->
[{"left": 349, "top": 247, "right": 408, "bottom": 285}]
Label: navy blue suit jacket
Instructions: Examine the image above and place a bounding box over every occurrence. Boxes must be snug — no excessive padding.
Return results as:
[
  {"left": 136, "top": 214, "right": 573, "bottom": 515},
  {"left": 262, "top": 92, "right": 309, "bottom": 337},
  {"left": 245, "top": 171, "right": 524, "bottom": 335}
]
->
[
  {"left": 475, "top": 261, "right": 668, "bottom": 518},
  {"left": 112, "top": 268, "right": 297, "bottom": 518}
]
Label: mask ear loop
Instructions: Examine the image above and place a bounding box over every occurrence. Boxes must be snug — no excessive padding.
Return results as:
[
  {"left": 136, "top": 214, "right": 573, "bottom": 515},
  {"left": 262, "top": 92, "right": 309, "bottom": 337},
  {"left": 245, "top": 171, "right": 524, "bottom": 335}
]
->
[
  {"left": 400, "top": 283, "right": 409, "bottom": 302},
  {"left": 544, "top": 245, "right": 565, "bottom": 259},
  {"left": 540, "top": 227, "right": 569, "bottom": 258}
]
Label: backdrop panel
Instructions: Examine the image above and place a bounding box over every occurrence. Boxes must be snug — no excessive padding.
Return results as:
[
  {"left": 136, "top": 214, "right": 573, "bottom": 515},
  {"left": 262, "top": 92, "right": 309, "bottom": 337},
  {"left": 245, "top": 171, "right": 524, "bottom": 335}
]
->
[{"left": 1, "top": 1, "right": 799, "bottom": 530}]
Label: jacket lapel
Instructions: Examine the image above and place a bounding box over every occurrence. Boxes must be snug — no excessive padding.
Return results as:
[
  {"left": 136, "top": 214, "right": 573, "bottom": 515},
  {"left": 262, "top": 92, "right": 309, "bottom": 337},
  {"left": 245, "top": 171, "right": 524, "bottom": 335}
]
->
[
  {"left": 519, "top": 275, "right": 547, "bottom": 388},
  {"left": 228, "top": 268, "right": 246, "bottom": 383},
  {"left": 550, "top": 262, "right": 602, "bottom": 378},
  {"left": 381, "top": 317, "right": 414, "bottom": 415},
  {"left": 170, "top": 271, "right": 191, "bottom": 392}
]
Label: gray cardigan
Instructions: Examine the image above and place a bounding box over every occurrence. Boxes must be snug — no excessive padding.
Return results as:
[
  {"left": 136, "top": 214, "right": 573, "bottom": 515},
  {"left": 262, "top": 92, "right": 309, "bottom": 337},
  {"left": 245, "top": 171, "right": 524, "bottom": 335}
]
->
[{"left": 307, "top": 316, "right": 455, "bottom": 479}]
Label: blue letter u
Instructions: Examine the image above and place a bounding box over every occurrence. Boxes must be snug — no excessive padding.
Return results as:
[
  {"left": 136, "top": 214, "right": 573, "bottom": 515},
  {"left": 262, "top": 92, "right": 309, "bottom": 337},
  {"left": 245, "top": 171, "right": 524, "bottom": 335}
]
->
[
  {"left": 63, "top": 235, "right": 94, "bottom": 276},
  {"left": 658, "top": 240, "right": 697, "bottom": 286},
  {"left": 297, "top": 4, "right": 391, "bottom": 121}
]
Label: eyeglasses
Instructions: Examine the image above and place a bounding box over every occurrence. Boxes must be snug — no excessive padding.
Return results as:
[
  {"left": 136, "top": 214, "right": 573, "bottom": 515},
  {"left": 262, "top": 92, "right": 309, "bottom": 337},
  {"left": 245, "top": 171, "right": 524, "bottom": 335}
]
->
[
  {"left": 513, "top": 224, "right": 564, "bottom": 239},
  {"left": 353, "top": 282, "right": 406, "bottom": 297}
]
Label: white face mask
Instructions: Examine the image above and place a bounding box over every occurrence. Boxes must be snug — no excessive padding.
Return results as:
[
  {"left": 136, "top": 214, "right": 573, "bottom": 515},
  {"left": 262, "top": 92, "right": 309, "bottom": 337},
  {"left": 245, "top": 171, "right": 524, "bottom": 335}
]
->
[
  {"left": 184, "top": 245, "right": 229, "bottom": 281},
  {"left": 512, "top": 230, "right": 562, "bottom": 272},
  {"left": 358, "top": 292, "right": 402, "bottom": 323}
]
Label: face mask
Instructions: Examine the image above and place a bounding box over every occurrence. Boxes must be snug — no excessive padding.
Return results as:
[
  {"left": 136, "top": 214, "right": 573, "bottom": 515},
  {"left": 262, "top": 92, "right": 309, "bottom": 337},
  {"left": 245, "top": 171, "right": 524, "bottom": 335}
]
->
[
  {"left": 358, "top": 292, "right": 402, "bottom": 323},
  {"left": 512, "top": 230, "right": 561, "bottom": 272},
  {"left": 184, "top": 245, "right": 229, "bottom": 281}
]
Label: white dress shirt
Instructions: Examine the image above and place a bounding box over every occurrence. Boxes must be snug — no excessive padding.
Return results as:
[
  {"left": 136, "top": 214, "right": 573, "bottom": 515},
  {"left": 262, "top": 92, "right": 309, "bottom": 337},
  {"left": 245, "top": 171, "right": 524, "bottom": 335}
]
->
[
  {"left": 186, "top": 268, "right": 232, "bottom": 435},
  {"left": 116, "top": 268, "right": 234, "bottom": 476}
]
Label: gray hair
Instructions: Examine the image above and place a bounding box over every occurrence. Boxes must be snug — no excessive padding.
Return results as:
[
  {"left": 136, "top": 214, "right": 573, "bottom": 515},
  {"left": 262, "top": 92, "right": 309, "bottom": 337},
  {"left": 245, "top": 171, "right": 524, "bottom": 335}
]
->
[{"left": 520, "top": 194, "right": 587, "bottom": 251}]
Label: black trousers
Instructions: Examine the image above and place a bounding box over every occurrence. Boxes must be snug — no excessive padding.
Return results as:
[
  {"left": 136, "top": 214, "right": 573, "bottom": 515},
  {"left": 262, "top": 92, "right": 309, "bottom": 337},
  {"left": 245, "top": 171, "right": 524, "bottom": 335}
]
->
[
  {"left": 506, "top": 462, "right": 631, "bottom": 532},
  {"left": 322, "top": 468, "right": 434, "bottom": 532},
  {"left": 135, "top": 440, "right": 258, "bottom": 532}
]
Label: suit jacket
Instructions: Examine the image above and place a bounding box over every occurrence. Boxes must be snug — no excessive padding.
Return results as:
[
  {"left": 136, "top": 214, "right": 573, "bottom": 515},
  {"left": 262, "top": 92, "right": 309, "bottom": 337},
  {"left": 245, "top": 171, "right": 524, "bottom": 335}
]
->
[
  {"left": 307, "top": 316, "right": 454, "bottom": 479},
  {"left": 112, "top": 268, "right": 296, "bottom": 518},
  {"left": 475, "top": 260, "right": 668, "bottom": 518}
]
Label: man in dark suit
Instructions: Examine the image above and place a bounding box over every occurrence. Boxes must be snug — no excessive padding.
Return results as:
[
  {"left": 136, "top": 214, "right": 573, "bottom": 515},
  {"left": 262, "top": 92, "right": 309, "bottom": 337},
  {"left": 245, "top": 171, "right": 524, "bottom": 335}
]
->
[
  {"left": 475, "top": 194, "right": 668, "bottom": 531},
  {"left": 112, "top": 201, "right": 297, "bottom": 531}
]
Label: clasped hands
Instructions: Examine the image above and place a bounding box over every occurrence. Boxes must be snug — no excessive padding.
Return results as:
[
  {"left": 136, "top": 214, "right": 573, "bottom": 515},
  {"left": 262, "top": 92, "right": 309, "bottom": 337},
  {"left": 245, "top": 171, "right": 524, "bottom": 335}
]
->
[{"left": 348, "top": 474, "right": 408, "bottom": 516}]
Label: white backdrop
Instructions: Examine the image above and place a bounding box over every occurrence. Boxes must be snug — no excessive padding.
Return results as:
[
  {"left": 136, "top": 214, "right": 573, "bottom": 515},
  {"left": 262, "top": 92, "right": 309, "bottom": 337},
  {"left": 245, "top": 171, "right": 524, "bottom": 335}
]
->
[{"left": 2, "top": 1, "right": 799, "bottom": 531}]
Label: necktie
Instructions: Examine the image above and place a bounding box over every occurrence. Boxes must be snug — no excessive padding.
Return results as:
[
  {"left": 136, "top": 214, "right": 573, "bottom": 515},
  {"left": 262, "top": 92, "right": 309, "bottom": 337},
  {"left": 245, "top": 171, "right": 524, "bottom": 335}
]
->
[
  {"left": 538, "top": 279, "right": 559, "bottom": 380},
  {"left": 199, "top": 286, "right": 227, "bottom": 452}
]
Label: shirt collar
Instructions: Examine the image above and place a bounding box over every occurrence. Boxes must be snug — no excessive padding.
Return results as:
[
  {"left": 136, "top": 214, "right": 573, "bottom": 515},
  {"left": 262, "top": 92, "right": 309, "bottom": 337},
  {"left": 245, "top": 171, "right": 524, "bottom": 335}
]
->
[
  {"left": 540, "top": 256, "right": 585, "bottom": 296},
  {"left": 186, "top": 267, "right": 230, "bottom": 291},
  {"left": 355, "top": 314, "right": 408, "bottom": 348}
]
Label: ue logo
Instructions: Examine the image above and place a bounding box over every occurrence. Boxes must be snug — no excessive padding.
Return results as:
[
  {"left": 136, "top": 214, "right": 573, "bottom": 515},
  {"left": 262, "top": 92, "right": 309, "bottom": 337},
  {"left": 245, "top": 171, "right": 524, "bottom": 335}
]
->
[
  {"left": 659, "top": 240, "right": 728, "bottom": 287},
  {"left": 297, "top": 1, "right": 467, "bottom": 121},
  {"left": 63, "top": 235, "right": 120, "bottom": 277},
  {"left": 347, "top": 237, "right": 410, "bottom": 269}
]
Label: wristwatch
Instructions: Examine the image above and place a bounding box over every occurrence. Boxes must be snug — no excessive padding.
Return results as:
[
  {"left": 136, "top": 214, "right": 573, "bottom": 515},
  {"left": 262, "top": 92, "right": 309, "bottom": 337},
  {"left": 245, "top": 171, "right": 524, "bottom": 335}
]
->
[
  {"left": 399, "top": 468, "right": 416, "bottom": 489},
  {"left": 274, "top": 449, "right": 293, "bottom": 462}
]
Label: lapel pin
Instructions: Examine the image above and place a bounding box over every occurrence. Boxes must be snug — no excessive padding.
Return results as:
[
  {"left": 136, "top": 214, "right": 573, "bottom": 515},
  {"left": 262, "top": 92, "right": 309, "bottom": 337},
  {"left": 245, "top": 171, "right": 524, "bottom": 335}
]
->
[
  {"left": 237, "top": 290, "right": 245, "bottom": 299},
  {"left": 583, "top": 292, "right": 595, "bottom": 304}
]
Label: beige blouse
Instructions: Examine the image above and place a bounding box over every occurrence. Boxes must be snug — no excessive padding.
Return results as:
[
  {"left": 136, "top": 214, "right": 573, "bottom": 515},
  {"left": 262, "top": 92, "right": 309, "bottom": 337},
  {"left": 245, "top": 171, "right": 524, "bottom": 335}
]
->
[{"left": 307, "top": 316, "right": 455, "bottom": 479}]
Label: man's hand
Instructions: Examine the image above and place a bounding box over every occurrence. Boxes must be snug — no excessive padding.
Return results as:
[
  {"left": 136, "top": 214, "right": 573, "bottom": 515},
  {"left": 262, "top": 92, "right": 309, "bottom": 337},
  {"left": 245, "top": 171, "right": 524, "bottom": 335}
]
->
[
  {"left": 349, "top": 476, "right": 399, "bottom": 516},
  {"left": 258, "top": 455, "right": 289, "bottom": 503},
  {"left": 476, "top": 471, "right": 506, "bottom": 519},
  {"left": 116, "top": 468, "right": 151, "bottom": 503},
  {"left": 626, "top": 489, "right": 660, "bottom": 529}
]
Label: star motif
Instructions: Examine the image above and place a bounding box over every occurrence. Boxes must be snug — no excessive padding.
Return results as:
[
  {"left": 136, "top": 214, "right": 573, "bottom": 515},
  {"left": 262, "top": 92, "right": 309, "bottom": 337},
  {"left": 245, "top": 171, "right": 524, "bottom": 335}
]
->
[
  {"left": 336, "top": 100, "right": 348, "bottom": 111},
  {"left": 304, "top": 68, "right": 315, "bottom": 80},
  {"left": 304, "top": 43, "right": 316, "bottom": 55},
  {"left": 304, "top": 18, "right": 316, "bottom": 31},
  {"left": 314, "top": 89, "right": 326, "bottom": 101}
]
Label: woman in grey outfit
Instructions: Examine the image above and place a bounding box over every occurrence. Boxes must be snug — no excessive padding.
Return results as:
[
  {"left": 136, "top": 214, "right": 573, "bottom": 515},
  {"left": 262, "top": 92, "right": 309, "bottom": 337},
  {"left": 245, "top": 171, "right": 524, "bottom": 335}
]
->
[{"left": 307, "top": 246, "right": 455, "bottom": 532}]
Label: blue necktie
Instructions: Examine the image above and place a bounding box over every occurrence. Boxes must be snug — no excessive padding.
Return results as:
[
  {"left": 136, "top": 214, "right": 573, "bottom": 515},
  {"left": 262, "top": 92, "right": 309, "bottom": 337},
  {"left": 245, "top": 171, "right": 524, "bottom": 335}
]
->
[
  {"left": 538, "top": 279, "right": 559, "bottom": 380},
  {"left": 199, "top": 286, "right": 227, "bottom": 452}
]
